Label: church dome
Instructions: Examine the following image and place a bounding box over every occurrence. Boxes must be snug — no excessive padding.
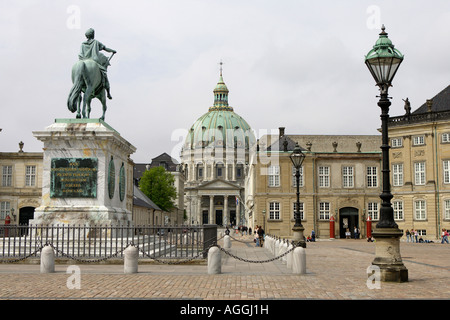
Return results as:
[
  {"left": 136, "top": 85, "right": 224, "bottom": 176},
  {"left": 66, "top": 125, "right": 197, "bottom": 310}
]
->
[{"left": 183, "top": 71, "right": 255, "bottom": 151}]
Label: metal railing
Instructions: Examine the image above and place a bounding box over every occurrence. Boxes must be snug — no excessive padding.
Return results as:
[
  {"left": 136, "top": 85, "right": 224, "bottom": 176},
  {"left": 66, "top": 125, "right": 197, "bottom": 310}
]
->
[{"left": 0, "top": 224, "right": 217, "bottom": 262}]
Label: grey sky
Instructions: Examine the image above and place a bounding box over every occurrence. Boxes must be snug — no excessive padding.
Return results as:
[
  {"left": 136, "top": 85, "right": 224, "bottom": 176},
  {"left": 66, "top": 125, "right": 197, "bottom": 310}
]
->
[{"left": 0, "top": 0, "right": 449, "bottom": 163}]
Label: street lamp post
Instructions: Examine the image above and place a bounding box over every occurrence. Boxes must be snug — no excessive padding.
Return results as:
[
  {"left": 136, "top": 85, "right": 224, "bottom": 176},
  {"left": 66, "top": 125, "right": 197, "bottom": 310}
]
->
[
  {"left": 290, "top": 142, "right": 306, "bottom": 248},
  {"left": 365, "top": 25, "right": 408, "bottom": 282}
]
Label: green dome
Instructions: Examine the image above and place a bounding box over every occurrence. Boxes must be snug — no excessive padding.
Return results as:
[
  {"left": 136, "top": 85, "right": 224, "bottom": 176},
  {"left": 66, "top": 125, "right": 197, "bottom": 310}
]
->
[{"left": 184, "top": 73, "right": 255, "bottom": 150}]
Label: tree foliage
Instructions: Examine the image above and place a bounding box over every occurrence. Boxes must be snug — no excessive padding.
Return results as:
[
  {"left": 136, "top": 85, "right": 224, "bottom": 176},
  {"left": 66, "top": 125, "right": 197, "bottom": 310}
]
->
[{"left": 139, "top": 166, "right": 177, "bottom": 211}]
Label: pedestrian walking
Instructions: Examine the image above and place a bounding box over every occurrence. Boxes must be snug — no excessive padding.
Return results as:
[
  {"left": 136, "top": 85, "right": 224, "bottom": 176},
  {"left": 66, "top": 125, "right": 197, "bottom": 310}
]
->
[
  {"left": 257, "top": 226, "right": 265, "bottom": 247},
  {"left": 441, "top": 229, "right": 449, "bottom": 244},
  {"left": 406, "top": 229, "right": 411, "bottom": 242},
  {"left": 354, "top": 226, "right": 359, "bottom": 239}
]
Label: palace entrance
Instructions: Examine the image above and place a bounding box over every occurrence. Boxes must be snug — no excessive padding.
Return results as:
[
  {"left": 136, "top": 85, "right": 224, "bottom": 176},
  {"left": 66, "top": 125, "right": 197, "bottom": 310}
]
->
[
  {"left": 339, "top": 207, "right": 359, "bottom": 238},
  {"left": 215, "top": 210, "right": 223, "bottom": 226}
]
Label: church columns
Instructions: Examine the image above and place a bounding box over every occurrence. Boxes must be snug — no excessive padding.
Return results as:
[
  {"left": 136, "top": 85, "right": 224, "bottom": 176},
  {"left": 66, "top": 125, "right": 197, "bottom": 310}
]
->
[
  {"left": 197, "top": 196, "right": 202, "bottom": 225},
  {"left": 209, "top": 195, "right": 214, "bottom": 224},
  {"left": 236, "top": 197, "right": 241, "bottom": 226},
  {"left": 224, "top": 195, "right": 229, "bottom": 226}
]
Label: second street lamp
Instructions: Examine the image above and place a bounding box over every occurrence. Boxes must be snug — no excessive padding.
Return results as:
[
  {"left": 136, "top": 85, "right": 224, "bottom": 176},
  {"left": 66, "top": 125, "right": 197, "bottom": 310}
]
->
[
  {"left": 364, "top": 25, "right": 408, "bottom": 282},
  {"left": 290, "top": 142, "right": 306, "bottom": 248}
]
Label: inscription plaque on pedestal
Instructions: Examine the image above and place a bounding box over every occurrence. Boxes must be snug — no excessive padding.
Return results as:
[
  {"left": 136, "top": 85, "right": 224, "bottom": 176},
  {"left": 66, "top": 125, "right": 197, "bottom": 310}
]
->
[{"left": 50, "top": 158, "right": 98, "bottom": 198}]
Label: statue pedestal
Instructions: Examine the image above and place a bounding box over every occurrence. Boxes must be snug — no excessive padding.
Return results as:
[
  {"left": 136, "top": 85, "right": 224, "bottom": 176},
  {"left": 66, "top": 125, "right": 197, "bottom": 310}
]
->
[{"left": 31, "top": 119, "right": 136, "bottom": 227}]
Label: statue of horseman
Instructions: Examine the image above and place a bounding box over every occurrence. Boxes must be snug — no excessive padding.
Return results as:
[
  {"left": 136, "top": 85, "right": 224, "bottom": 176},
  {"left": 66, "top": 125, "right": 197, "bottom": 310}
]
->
[{"left": 67, "top": 28, "right": 117, "bottom": 120}]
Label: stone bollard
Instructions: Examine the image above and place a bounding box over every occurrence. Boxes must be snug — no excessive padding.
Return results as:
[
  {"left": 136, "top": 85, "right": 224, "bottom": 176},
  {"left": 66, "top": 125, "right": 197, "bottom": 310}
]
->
[
  {"left": 224, "top": 235, "right": 231, "bottom": 248},
  {"left": 281, "top": 241, "right": 288, "bottom": 264},
  {"left": 124, "top": 246, "right": 139, "bottom": 274},
  {"left": 208, "top": 246, "right": 221, "bottom": 274},
  {"left": 275, "top": 239, "right": 280, "bottom": 257},
  {"left": 292, "top": 247, "right": 306, "bottom": 274},
  {"left": 286, "top": 243, "right": 293, "bottom": 269},
  {"left": 40, "top": 245, "right": 55, "bottom": 273}
]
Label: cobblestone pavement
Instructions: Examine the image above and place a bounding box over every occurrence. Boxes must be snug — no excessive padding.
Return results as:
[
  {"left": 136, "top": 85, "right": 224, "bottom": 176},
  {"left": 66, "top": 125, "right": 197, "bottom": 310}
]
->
[{"left": 0, "top": 235, "right": 448, "bottom": 307}]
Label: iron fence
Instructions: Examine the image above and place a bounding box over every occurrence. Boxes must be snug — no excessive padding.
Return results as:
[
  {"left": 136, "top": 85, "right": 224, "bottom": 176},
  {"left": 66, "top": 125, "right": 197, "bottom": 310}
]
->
[{"left": 0, "top": 224, "right": 217, "bottom": 261}]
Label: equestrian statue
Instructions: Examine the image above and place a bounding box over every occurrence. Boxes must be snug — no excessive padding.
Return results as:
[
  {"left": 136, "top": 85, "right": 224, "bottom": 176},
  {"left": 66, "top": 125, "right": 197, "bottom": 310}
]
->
[{"left": 67, "top": 28, "right": 116, "bottom": 120}]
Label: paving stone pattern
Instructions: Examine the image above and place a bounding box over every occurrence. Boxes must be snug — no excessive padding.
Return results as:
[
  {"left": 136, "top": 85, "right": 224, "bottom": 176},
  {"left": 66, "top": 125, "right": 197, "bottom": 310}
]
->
[{"left": 0, "top": 235, "right": 449, "bottom": 301}]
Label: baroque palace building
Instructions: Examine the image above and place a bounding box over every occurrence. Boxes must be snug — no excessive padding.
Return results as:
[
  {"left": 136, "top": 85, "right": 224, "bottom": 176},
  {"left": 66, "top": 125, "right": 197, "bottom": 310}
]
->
[
  {"left": 387, "top": 85, "right": 450, "bottom": 240},
  {"left": 180, "top": 68, "right": 256, "bottom": 227},
  {"left": 245, "top": 129, "right": 382, "bottom": 239}
]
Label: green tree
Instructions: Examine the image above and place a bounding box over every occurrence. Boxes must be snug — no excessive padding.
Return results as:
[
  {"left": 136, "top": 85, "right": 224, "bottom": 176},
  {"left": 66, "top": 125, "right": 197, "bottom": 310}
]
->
[{"left": 139, "top": 166, "right": 177, "bottom": 211}]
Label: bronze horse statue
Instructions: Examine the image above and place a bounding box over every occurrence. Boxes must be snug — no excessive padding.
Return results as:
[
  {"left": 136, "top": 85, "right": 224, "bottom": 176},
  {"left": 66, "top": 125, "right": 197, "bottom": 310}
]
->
[{"left": 67, "top": 59, "right": 108, "bottom": 120}]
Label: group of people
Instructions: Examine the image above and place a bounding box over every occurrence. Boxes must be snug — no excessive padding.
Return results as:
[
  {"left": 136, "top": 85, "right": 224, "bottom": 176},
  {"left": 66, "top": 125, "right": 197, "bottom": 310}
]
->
[
  {"left": 344, "top": 227, "right": 361, "bottom": 239},
  {"left": 405, "top": 229, "right": 419, "bottom": 243}
]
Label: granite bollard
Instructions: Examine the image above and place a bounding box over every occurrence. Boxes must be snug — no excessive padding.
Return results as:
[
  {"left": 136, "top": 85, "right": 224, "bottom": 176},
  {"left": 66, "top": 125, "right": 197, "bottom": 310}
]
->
[
  {"left": 208, "top": 246, "right": 221, "bottom": 274},
  {"left": 292, "top": 247, "right": 306, "bottom": 274},
  {"left": 40, "top": 245, "right": 55, "bottom": 273},
  {"left": 224, "top": 235, "right": 231, "bottom": 248},
  {"left": 124, "top": 246, "right": 139, "bottom": 274}
]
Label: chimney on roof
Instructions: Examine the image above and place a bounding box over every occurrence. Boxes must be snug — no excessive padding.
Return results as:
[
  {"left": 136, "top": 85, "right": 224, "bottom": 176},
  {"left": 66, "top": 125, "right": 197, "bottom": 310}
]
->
[{"left": 426, "top": 99, "right": 433, "bottom": 112}]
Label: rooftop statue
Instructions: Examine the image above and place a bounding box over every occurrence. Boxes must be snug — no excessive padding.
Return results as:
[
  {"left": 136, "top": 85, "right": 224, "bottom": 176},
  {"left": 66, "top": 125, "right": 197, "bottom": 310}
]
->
[{"left": 67, "top": 28, "right": 116, "bottom": 120}]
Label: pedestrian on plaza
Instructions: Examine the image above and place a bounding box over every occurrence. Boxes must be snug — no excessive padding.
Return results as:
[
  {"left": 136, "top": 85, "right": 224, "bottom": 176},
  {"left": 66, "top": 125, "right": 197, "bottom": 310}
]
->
[
  {"left": 441, "top": 229, "right": 449, "bottom": 244},
  {"left": 410, "top": 229, "right": 415, "bottom": 243},
  {"left": 414, "top": 229, "right": 419, "bottom": 243},
  {"left": 257, "top": 225, "right": 265, "bottom": 247},
  {"left": 354, "top": 226, "right": 359, "bottom": 239},
  {"left": 405, "top": 229, "right": 411, "bottom": 242},
  {"left": 345, "top": 228, "right": 351, "bottom": 239},
  {"left": 311, "top": 230, "right": 316, "bottom": 242},
  {"left": 254, "top": 226, "right": 260, "bottom": 247}
]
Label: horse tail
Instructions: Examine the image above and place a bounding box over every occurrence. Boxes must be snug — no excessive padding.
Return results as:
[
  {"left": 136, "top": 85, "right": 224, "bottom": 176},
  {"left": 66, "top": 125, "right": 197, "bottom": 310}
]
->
[{"left": 67, "top": 61, "right": 86, "bottom": 113}]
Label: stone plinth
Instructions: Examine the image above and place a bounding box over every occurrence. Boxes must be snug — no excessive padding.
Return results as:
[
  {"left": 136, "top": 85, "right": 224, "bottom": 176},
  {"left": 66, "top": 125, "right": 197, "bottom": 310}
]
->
[
  {"left": 371, "top": 227, "right": 408, "bottom": 282},
  {"left": 31, "top": 119, "right": 136, "bottom": 227}
]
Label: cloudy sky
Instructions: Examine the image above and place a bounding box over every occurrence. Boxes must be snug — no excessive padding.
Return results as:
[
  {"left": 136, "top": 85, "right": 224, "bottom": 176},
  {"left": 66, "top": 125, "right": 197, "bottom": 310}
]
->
[{"left": 1, "top": 0, "right": 449, "bottom": 163}]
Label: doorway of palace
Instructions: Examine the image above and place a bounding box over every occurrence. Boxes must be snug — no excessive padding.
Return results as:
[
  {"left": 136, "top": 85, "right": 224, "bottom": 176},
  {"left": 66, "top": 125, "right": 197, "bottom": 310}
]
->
[
  {"left": 215, "top": 210, "right": 223, "bottom": 226},
  {"left": 19, "top": 207, "right": 35, "bottom": 236},
  {"left": 202, "top": 210, "right": 209, "bottom": 224},
  {"left": 230, "top": 210, "right": 236, "bottom": 226},
  {"left": 339, "top": 207, "right": 359, "bottom": 239}
]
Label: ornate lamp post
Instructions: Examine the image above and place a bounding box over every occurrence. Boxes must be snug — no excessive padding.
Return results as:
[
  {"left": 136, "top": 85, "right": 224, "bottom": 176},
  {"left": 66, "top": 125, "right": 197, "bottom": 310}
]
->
[
  {"left": 365, "top": 25, "right": 408, "bottom": 282},
  {"left": 290, "top": 142, "right": 306, "bottom": 248}
]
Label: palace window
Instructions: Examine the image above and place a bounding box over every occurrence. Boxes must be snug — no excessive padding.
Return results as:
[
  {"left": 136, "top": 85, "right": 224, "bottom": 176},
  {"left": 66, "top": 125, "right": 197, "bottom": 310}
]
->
[
  {"left": 25, "top": 165, "right": 36, "bottom": 187},
  {"left": 392, "top": 163, "right": 404, "bottom": 186},
  {"left": 391, "top": 137, "right": 403, "bottom": 148},
  {"left": 414, "top": 200, "right": 427, "bottom": 220},
  {"left": 269, "top": 202, "right": 281, "bottom": 220},
  {"left": 268, "top": 165, "right": 280, "bottom": 187},
  {"left": 444, "top": 200, "right": 450, "bottom": 220},
  {"left": 393, "top": 201, "right": 404, "bottom": 220},
  {"left": 368, "top": 202, "right": 379, "bottom": 220},
  {"left": 319, "top": 202, "right": 330, "bottom": 220},
  {"left": 0, "top": 201, "right": 10, "bottom": 220},
  {"left": 413, "top": 135, "right": 425, "bottom": 146},
  {"left": 2, "top": 166, "right": 12, "bottom": 187},
  {"left": 443, "top": 160, "right": 450, "bottom": 184},
  {"left": 442, "top": 133, "right": 450, "bottom": 143},
  {"left": 318, "top": 166, "right": 330, "bottom": 187},
  {"left": 342, "top": 166, "right": 354, "bottom": 188},
  {"left": 367, "top": 166, "right": 378, "bottom": 187},
  {"left": 414, "top": 162, "right": 426, "bottom": 185}
]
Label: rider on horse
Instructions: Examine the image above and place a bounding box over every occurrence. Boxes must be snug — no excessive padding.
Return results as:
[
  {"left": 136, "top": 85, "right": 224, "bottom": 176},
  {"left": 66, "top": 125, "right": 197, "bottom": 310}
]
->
[{"left": 78, "top": 28, "right": 116, "bottom": 99}]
